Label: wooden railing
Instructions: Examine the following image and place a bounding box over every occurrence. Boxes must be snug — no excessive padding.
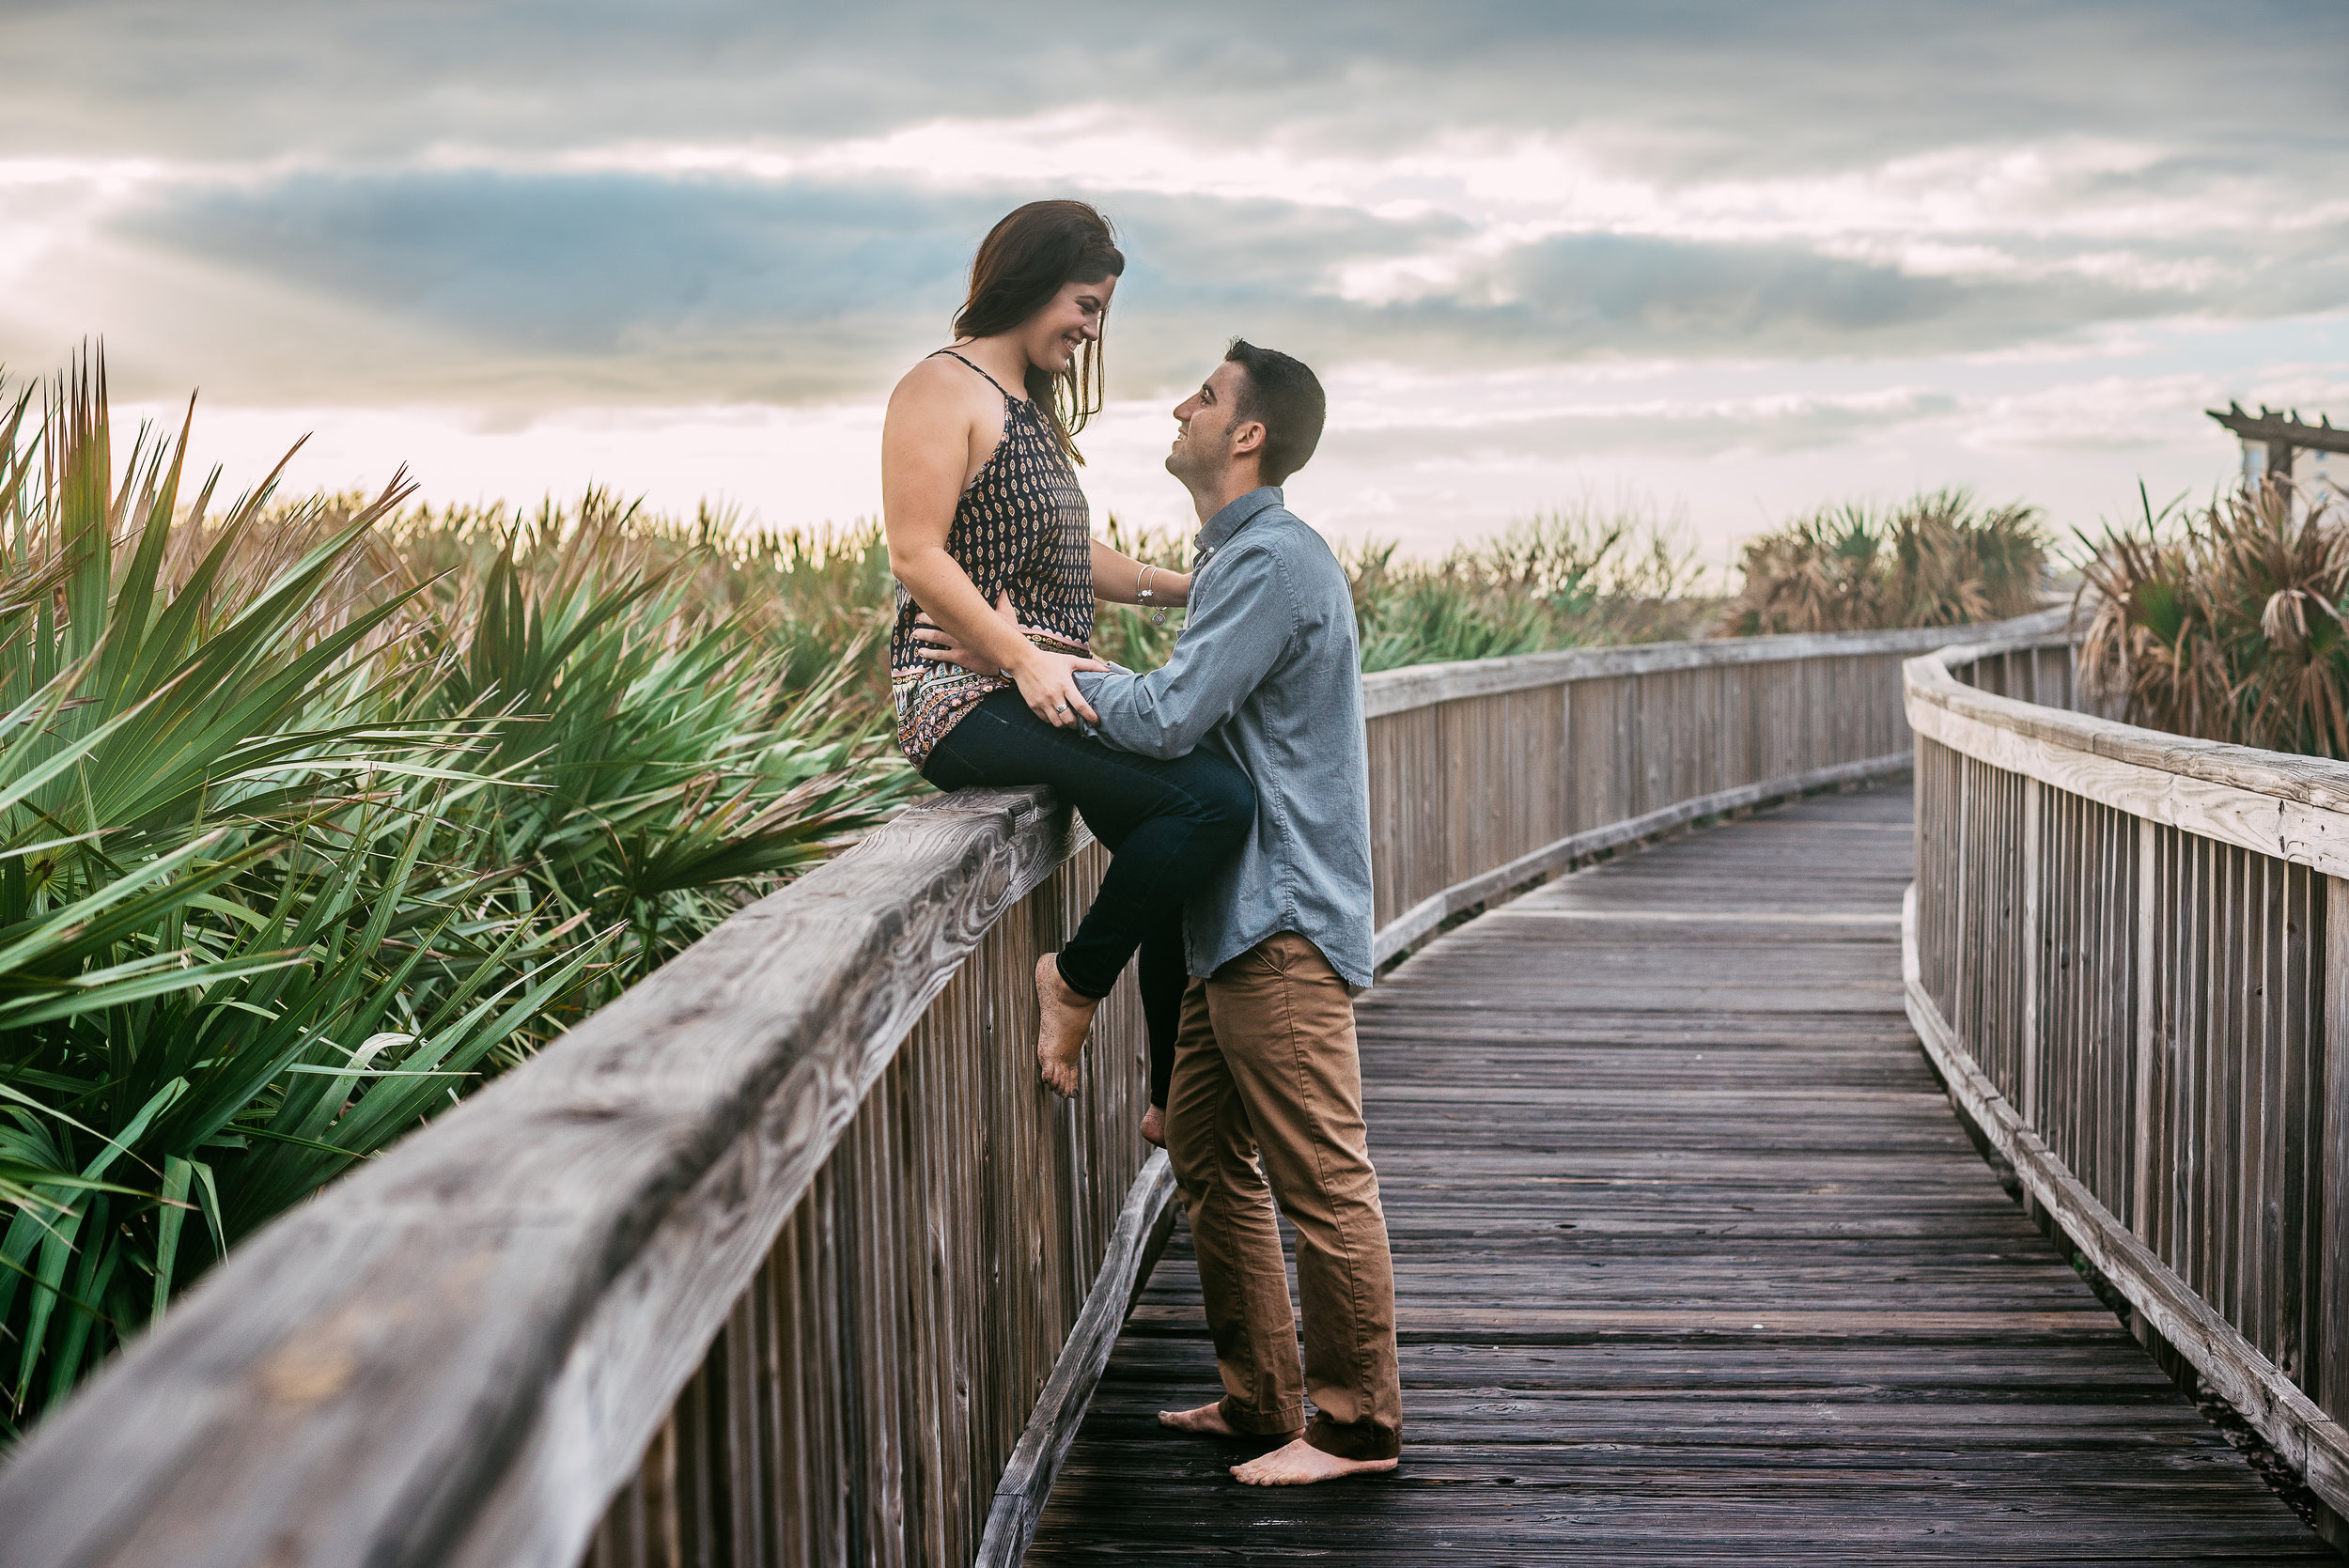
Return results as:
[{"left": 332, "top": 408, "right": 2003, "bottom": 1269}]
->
[
  {"left": 0, "top": 611, "right": 2058, "bottom": 1568},
  {"left": 1906, "top": 625, "right": 2349, "bottom": 1544}
]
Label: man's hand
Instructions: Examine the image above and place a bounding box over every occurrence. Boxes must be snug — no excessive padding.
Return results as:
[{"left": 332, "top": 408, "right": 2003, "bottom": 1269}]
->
[
  {"left": 911, "top": 591, "right": 1034, "bottom": 673},
  {"left": 915, "top": 591, "right": 1111, "bottom": 728}
]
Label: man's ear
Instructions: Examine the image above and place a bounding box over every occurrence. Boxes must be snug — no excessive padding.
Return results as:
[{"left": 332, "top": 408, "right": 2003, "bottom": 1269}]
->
[{"left": 1230, "top": 419, "right": 1268, "bottom": 459}]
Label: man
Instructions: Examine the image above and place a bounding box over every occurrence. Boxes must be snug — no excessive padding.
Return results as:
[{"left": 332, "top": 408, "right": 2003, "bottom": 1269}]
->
[
  {"left": 1053, "top": 340, "right": 1405, "bottom": 1484},
  {"left": 918, "top": 339, "right": 1400, "bottom": 1483}
]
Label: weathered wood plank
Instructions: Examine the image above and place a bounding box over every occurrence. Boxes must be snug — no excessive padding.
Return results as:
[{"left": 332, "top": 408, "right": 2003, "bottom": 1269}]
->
[
  {"left": 972, "top": 1154, "right": 1177, "bottom": 1568},
  {"left": 1361, "top": 609, "right": 2067, "bottom": 717},
  {"left": 1373, "top": 751, "right": 1915, "bottom": 965},
  {"left": 0, "top": 787, "right": 1089, "bottom": 1568},
  {"left": 1916, "top": 627, "right": 2349, "bottom": 1545},
  {"left": 1909, "top": 639, "right": 2349, "bottom": 823},
  {"left": 1905, "top": 891, "right": 2349, "bottom": 1531},
  {"left": 1030, "top": 789, "right": 2326, "bottom": 1564}
]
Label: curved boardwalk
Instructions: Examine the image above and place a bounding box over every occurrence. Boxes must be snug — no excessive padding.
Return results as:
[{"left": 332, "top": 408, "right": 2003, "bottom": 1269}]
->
[{"left": 1027, "top": 783, "right": 2334, "bottom": 1565}]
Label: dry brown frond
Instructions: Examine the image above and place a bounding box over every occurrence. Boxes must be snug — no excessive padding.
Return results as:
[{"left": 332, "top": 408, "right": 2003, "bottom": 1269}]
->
[
  {"left": 1718, "top": 489, "right": 2045, "bottom": 637},
  {"left": 2073, "top": 478, "right": 2349, "bottom": 757}
]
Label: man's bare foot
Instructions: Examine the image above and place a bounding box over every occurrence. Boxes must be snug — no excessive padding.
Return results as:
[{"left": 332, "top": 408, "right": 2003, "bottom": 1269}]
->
[
  {"left": 1139, "top": 1103, "right": 1166, "bottom": 1147},
  {"left": 1157, "top": 1401, "right": 1296, "bottom": 1440},
  {"left": 1230, "top": 1436, "right": 1399, "bottom": 1486},
  {"left": 1034, "top": 954, "right": 1100, "bottom": 1098}
]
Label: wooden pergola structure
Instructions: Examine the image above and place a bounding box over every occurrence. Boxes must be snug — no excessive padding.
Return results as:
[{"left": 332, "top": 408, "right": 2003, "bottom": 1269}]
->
[{"left": 2208, "top": 401, "right": 2349, "bottom": 484}]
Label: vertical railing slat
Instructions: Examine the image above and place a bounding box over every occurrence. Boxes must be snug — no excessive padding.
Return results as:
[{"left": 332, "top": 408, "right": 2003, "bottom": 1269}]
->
[{"left": 1908, "top": 630, "right": 2349, "bottom": 1544}]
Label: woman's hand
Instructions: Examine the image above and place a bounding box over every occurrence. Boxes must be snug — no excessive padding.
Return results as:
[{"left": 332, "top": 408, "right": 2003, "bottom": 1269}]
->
[{"left": 914, "top": 592, "right": 1110, "bottom": 728}]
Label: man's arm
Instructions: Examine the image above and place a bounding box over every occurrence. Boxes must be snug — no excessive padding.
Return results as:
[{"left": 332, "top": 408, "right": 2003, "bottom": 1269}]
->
[{"left": 1075, "top": 543, "right": 1294, "bottom": 761}]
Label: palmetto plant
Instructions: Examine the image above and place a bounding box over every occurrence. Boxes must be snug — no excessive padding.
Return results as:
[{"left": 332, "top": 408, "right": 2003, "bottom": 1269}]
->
[
  {"left": 1719, "top": 489, "right": 2049, "bottom": 637},
  {"left": 1348, "top": 505, "right": 1715, "bottom": 672},
  {"left": 407, "top": 543, "right": 905, "bottom": 990},
  {"left": 0, "top": 356, "right": 910, "bottom": 1435},
  {"left": 2076, "top": 481, "right": 2349, "bottom": 757}
]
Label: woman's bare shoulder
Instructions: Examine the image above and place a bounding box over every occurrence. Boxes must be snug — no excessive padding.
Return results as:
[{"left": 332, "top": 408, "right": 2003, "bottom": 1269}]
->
[{"left": 889, "top": 351, "right": 994, "bottom": 414}]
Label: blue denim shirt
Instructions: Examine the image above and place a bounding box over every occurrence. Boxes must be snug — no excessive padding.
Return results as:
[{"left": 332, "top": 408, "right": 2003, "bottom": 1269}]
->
[{"left": 1074, "top": 488, "right": 1375, "bottom": 988}]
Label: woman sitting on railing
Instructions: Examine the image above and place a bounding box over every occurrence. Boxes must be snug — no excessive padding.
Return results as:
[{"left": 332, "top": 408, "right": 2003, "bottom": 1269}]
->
[{"left": 884, "top": 199, "right": 1253, "bottom": 1140}]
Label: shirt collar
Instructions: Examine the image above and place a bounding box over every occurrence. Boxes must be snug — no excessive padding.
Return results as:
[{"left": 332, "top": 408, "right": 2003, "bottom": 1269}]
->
[{"left": 1192, "top": 486, "right": 1284, "bottom": 559}]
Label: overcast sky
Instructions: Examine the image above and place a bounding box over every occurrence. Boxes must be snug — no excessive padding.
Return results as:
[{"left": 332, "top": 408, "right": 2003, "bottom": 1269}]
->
[{"left": 3, "top": 1, "right": 2344, "bottom": 564}]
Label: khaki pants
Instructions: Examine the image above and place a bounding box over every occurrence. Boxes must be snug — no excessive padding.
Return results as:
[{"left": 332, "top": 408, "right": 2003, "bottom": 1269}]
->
[{"left": 1165, "top": 931, "right": 1403, "bottom": 1460}]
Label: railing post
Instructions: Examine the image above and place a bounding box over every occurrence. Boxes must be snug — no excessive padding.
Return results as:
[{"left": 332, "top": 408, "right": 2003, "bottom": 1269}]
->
[
  {"left": 2323, "top": 877, "right": 2349, "bottom": 1419},
  {"left": 2022, "top": 776, "right": 2045, "bottom": 1128},
  {"left": 2134, "top": 826, "right": 2158, "bottom": 1245}
]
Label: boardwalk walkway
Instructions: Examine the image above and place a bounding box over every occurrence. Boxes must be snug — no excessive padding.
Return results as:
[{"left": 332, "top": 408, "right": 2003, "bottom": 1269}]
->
[{"left": 1028, "top": 783, "right": 2334, "bottom": 1564}]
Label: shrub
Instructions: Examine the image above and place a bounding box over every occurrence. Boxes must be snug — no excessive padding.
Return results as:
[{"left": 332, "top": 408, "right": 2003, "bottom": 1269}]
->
[
  {"left": 2075, "top": 481, "right": 2349, "bottom": 757},
  {"left": 1719, "top": 489, "right": 2049, "bottom": 636}
]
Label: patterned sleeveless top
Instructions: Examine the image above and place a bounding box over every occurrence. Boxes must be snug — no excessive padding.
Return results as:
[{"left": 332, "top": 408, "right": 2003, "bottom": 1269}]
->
[{"left": 889, "top": 350, "right": 1096, "bottom": 769}]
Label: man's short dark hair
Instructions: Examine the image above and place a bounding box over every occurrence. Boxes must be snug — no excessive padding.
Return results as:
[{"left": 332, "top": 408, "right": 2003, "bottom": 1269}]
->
[{"left": 1224, "top": 339, "right": 1326, "bottom": 486}]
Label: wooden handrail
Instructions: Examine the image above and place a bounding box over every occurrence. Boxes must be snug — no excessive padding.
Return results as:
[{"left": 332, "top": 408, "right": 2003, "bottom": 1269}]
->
[
  {"left": 0, "top": 611, "right": 2064, "bottom": 1568},
  {"left": 0, "top": 787, "right": 1110, "bottom": 1568},
  {"left": 1361, "top": 616, "right": 2056, "bottom": 717},
  {"left": 1904, "top": 629, "right": 2349, "bottom": 1545}
]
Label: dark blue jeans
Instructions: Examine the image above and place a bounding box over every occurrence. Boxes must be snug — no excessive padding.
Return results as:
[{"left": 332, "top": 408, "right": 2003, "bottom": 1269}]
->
[{"left": 924, "top": 689, "right": 1254, "bottom": 1108}]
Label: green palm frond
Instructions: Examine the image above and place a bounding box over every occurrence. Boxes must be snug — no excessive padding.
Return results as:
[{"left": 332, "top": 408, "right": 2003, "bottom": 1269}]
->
[{"left": 0, "top": 351, "right": 907, "bottom": 1433}]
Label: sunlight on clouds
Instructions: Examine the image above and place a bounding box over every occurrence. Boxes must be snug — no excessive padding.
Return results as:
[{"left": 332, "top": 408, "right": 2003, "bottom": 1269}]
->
[
  {"left": 512, "top": 113, "right": 2315, "bottom": 277},
  {"left": 2, "top": 5, "right": 2344, "bottom": 562}
]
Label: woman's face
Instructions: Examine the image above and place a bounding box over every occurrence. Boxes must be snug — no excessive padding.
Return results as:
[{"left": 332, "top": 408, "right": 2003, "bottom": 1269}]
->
[{"left": 1020, "top": 274, "right": 1117, "bottom": 375}]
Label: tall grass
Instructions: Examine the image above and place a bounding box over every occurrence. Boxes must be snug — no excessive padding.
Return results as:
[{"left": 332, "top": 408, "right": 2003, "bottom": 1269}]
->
[
  {"left": 1090, "top": 504, "right": 1719, "bottom": 675},
  {"left": 1719, "top": 489, "right": 2049, "bottom": 637},
  {"left": 1352, "top": 505, "right": 1715, "bottom": 670},
  {"left": 2075, "top": 481, "right": 2349, "bottom": 756},
  {"left": 0, "top": 358, "right": 910, "bottom": 1436}
]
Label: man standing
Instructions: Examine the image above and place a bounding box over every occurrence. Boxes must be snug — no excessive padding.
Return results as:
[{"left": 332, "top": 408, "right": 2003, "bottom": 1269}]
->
[{"left": 1075, "top": 340, "right": 1401, "bottom": 1484}]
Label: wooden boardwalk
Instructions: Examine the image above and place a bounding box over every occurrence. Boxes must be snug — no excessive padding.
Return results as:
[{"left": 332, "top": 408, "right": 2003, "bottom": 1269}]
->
[{"left": 1028, "top": 784, "right": 2335, "bottom": 1565}]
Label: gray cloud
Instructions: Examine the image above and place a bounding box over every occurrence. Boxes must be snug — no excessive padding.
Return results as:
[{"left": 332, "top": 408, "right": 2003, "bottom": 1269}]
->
[
  {"left": 133, "top": 172, "right": 979, "bottom": 351},
  {"left": 9, "top": 1, "right": 2345, "bottom": 419},
  {"left": 4, "top": 0, "right": 2343, "bottom": 178},
  {"left": 100, "top": 165, "right": 2349, "bottom": 410}
]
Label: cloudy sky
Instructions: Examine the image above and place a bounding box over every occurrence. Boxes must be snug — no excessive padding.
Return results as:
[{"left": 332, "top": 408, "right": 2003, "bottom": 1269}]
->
[{"left": 3, "top": 1, "right": 2344, "bottom": 565}]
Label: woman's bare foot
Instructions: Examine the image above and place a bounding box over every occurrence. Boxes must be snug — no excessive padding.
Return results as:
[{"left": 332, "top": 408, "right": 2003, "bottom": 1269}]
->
[
  {"left": 1140, "top": 1103, "right": 1166, "bottom": 1146},
  {"left": 1034, "top": 954, "right": 1100, "bottom": 1097},
  {"left": 1231, "top": 1436, "right": 1399, "bottom": 1486}
]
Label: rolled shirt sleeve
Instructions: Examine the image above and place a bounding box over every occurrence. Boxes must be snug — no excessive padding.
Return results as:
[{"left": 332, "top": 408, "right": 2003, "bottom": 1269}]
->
[{"left": 1073, "top": 540, "right": 1293, "bottom": 761}]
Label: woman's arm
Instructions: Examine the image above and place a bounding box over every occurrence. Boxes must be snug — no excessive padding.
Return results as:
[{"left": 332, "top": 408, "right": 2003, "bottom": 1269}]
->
[
  {"left": 1091, "top": 536, "right": 1191, "bottom": 607},
  {"left": 882, "top": 363, "right": 1108, "bottom": 726}
]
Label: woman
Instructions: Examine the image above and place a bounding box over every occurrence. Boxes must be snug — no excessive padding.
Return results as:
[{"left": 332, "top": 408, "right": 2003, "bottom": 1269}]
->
[{"left": 884, "top": 199, "right": 1251, "bottom": 1139}]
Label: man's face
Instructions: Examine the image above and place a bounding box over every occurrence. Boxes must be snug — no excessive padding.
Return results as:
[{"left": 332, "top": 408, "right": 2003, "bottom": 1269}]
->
[{"left": 1166, "top": 361, "right": 1255, "bottom": 487}]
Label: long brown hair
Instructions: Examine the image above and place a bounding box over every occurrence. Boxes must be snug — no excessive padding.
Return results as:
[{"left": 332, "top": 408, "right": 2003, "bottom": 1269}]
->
[{"left": 953, "top": 200, "right": 1124, "bottom": 464}]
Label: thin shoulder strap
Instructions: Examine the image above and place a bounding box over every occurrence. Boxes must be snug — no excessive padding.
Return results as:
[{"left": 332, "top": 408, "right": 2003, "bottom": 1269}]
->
[{"left": 929, "top": 348, "right": 1024, "bottom": 405}]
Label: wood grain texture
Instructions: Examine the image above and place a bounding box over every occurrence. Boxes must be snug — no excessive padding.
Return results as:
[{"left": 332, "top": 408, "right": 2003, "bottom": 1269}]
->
[
  {"left": 1907, "top": 685, "right": 2349, "bottom": 877},
  {"left": 1373, "top": 749, "right": 1914, "bottom": 965},
  {"left": 0, "top": 786, "right": 1096, "bottom": 1568},
  {"left": 1913, "top": 633, "right": 2349, "bottom": 1545},
  {"left": 1905, "top": 894, "right": 2349, "bottom": 1528},
  {"left": 972, "top": 1153, "right": 1176, "bottom": 1568},
  {"left": 1360, "top": 609, "right": 2067, "bottom": 717},
  {"left": 1910, "top": 637, "right": 2349, "bottom": 827},
  {"left": 1030, "top": 787, "right": 2326, "bottom": 1564}
]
